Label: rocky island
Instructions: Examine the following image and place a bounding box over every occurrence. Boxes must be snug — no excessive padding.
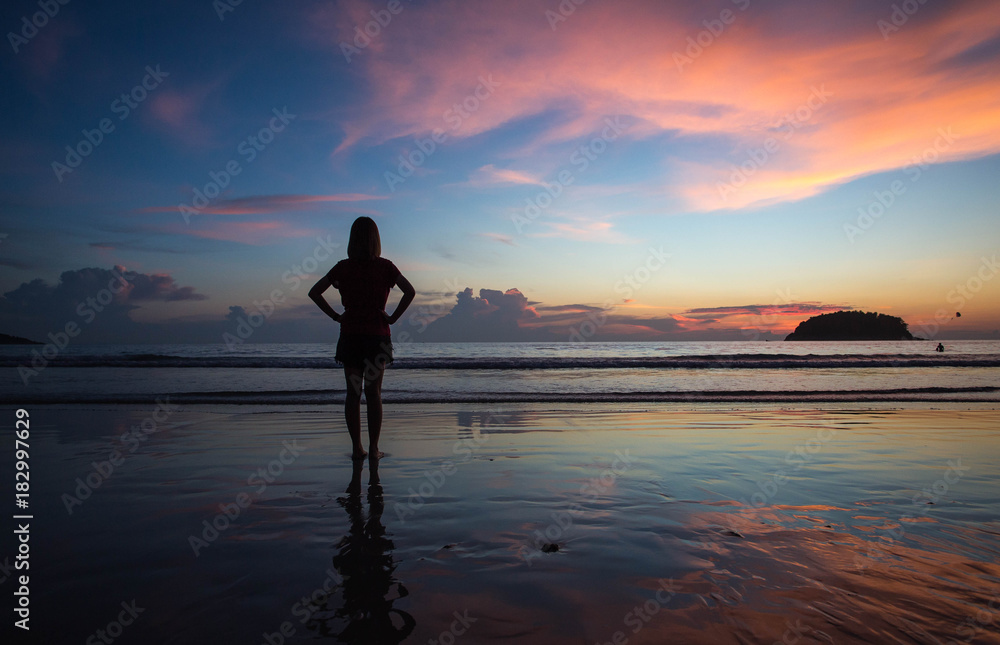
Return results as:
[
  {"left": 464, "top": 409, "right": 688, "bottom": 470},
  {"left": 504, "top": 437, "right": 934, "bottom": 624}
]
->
[
  {"left": 785, "top": 310, "right": 916, "bottom": 341},
  {"left": 0, "top": 333, "right": 41, "bottom": 345}
]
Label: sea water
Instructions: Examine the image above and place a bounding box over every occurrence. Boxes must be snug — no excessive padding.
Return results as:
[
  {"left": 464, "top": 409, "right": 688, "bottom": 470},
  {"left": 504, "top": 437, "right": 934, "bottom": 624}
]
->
[{"left": 1, "top": 340, "right": 998, "bottom": 405}]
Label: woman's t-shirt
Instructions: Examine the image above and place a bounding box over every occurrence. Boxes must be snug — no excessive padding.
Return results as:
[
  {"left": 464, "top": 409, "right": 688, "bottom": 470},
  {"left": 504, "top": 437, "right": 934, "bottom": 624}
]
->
[{"left": 326, "top": 257, "right": 400, "bottom": 336}]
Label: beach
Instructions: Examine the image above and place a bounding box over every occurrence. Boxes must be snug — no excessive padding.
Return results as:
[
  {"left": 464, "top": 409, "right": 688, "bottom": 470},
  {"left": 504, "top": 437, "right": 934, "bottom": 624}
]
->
[
  {"left": 4, "top": 403, "right": 999, "bottom": 644},
  {"left": 5, "top": 0, "right": 1000, "bottom": 642}
]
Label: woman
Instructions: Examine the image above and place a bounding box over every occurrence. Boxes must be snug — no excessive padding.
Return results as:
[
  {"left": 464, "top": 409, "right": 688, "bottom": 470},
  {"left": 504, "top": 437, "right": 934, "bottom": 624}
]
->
[{"left": 310, "top": 217, "right": 415, "bottom": 460}]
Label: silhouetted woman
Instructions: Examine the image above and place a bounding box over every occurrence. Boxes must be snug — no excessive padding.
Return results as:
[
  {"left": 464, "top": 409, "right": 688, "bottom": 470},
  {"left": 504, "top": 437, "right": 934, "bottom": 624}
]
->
[{"left": 310, "top": 217, "right": 415, "bottom": 459}]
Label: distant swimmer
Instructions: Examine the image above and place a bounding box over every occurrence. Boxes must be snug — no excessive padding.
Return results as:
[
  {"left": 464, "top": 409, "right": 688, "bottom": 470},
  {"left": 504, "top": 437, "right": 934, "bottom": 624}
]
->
[
  {"left": 936, "top": 343, "right": 945, "bottom": 352},
  {"left": 955, "top": 312, "right": 962, "bottom": 318}
]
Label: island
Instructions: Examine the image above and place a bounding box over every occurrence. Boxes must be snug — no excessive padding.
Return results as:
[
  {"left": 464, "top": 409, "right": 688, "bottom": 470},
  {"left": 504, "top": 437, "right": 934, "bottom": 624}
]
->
[
  {"left": 0, "top": 333, "right": 42, "bottom": 345},
  {"left": 785, "top": 310, "right": 916, "bottom": 341}
]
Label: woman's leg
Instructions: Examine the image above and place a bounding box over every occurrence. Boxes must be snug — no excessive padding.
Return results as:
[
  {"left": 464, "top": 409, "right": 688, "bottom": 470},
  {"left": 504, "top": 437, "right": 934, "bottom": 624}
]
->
[
  {"left": 363, "top": 362, "right": 386, "bottom": 457},
  {"left": 344, "top": 366, "right": 366, "bottom": 458}
]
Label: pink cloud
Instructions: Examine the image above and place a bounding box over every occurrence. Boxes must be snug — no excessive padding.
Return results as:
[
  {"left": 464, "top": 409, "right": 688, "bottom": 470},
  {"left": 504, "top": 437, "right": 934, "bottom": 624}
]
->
[
  {"left": 141, "top": 193, "right": 386, "bottom": 216},
  {"left": 469, "top": 164, "right": 544, "bottom": 186},
  {"left": 312, "top": 0, "right": 1000, "bottom": 211},
  {"left": 22, "top": 21, "right": 81, "bottom": 80},
  {"left": 174, "top": 221, "right": 321, "bottom": 245},
  {"left": 147, "top": 82, "right": 224, "bottom": 147},
  {"left": 478, "top": 232, "right": 517, "bottom": 246}
]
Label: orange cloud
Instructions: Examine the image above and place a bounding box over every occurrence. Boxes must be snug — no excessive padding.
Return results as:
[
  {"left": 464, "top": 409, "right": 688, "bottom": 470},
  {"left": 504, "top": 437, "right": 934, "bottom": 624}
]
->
[
  {"left": 468, "top": 164, "right": 543, "bottom": 186},
  {"left": 314, "top": 0, "right": 1000, "bottom": 211}
]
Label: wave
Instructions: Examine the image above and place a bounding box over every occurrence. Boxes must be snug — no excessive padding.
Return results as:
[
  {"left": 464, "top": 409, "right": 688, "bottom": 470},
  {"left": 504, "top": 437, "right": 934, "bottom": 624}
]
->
[
  {"left": 8, "top": 386, "right": 999, "bottom": 405},
  {"left": 2, "top": 353, "right": 999, "bottom": 370}
]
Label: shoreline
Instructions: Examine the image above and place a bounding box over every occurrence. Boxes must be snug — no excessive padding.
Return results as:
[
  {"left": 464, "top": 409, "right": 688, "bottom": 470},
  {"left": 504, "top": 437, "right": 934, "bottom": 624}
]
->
[{"left": 10, "top": 399, "right": 1000, "bottom": 413}]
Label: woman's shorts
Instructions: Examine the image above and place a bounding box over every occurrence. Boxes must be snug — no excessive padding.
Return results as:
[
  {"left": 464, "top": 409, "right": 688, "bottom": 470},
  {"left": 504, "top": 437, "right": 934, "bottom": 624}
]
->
[{"left": 335, "top": 333, "right": 393, "bottom": 370}]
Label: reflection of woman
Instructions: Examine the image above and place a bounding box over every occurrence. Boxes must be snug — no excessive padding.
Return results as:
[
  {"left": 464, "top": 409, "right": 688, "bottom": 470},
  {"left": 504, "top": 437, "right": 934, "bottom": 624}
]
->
[
  {"left": 310, "top": 217, "right": 415, "bottom": 460},
  {"left": 324, "top": 459, "right": 415, "bottom": 643}
]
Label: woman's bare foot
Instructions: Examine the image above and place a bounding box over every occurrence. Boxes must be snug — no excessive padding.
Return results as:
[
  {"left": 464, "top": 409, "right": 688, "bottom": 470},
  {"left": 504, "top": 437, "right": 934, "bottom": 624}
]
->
[
  {"left": 351, "top": 449, "right": 368, "bottom": 460},
  {"left": 369, "top": 450, "right": 385, "bottom": 461}
]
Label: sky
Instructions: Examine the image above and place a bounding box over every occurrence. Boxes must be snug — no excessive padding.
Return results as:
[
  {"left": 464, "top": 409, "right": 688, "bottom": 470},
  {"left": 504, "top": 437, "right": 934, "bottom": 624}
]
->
[{"left": 1, "top": 0, "right": 998, "bottom": 344}]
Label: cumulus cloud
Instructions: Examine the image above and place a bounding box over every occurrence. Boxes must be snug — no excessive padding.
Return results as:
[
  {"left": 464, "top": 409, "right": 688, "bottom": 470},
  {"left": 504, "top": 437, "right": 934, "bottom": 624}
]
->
[
  {"left": 421, "top": 288, "right": 690, "bottom": 341},
  {"left": 421, "top": 287, "right": 539, "bottom": 341},
  {"left": 418, "top": 289, "right": 842, "bottom": 341},
  {"left": 0, "top": 266, "right": 206, "bottom": 342}
]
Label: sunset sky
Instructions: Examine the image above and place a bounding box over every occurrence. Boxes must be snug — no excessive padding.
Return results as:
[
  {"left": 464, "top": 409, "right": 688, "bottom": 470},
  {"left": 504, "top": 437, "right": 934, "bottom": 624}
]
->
[{"left": 1, "top": 0, "right": 998, "bottom": 343}]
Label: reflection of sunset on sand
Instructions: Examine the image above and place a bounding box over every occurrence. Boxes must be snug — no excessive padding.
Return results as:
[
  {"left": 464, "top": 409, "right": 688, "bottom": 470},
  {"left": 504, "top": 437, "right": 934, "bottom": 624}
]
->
[{"left": 12, "top": 405, "right": 1000, "bottom": 643}]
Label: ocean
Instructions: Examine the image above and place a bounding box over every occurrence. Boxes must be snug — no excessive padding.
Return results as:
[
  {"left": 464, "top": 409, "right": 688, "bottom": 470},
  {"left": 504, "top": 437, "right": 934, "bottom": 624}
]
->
[{"left": 2, "top": 340, "right": 998, "bottom": 405}]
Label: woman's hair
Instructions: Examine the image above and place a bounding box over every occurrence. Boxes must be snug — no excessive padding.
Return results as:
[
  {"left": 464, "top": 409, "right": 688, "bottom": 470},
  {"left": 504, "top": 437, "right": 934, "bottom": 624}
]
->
[{"left": 347, "top": 216, "right": 381, "bottom": 260}]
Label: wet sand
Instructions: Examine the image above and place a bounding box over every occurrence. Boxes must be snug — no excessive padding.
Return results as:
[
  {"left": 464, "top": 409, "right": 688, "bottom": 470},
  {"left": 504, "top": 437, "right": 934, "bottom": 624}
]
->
[{"left": 5, "top": 404, "right": 1000, "bottom": 644}]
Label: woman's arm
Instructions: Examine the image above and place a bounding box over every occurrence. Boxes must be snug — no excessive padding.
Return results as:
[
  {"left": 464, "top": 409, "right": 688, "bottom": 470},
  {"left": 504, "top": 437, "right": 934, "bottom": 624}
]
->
[
  {"left": 308, "top": 275, "right": 341, "bottom": 322},
  {"left": 385, "top": 273, "right": 415, "bottom": 325}
]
